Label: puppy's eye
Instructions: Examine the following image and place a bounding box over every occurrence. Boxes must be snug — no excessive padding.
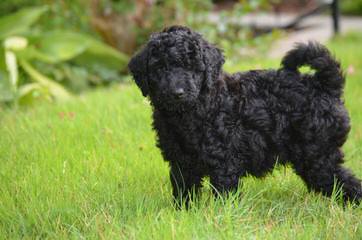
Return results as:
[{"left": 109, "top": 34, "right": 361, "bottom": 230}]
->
[
  {"left": 149, "top": 59, "right": 163, "bottom": 69},
  {"left": 151, "top": 64, "right": 165, "bottom": 73},
  {"left": 149, "top": 58, "right": 159, "bottom": 66}
]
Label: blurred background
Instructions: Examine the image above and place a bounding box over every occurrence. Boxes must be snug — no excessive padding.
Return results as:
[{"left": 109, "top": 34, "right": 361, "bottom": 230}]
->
[{"left": 0, "top": 0, "right": 361, "bottom": 107}]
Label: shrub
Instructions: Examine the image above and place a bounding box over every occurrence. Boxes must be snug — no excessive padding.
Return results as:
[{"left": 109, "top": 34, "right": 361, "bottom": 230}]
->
[
  {"left": 341, "top": 0, "right": 362, "bottom": 16},
  {"left": 0, "top": 6, "right": 128, "bottom": 107}
]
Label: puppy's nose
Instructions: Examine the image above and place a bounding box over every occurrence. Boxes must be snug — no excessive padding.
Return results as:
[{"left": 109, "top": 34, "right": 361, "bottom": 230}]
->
[{"left": 175, "top": 88, "right": 185, "bottom": 97}]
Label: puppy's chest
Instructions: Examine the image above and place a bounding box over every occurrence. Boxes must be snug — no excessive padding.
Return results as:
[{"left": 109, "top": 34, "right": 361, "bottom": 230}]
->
[
  {"left": 170, "top": 109, "right": 237, "bottom": 152},
  {"left": 169, "top": 115, "right": 204, "bottom": 151}
]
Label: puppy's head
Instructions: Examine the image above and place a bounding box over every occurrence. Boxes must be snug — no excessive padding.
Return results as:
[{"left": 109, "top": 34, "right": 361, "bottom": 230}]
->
[{"left": 128, "top": 25, "right": 224, "bottom": 110}]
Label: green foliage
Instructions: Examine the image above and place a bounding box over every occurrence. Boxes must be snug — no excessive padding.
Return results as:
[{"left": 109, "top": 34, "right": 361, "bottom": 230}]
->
[
  {"left": 102, "top": 0, "right": 276, "bottom": 60},
  {"left": 113, "top": 0, "right": 214, "bottom": 48},
  {"left": 341, "top": 0, "right": 362, "bottom": 16},
  {"left": 0, "top": 33, "right": 362, "bottom": 238},
  {"left": 39, "top": 0, "right": 93, "bottom": 33},
  {"left": 101, "top": 0, "right": 135, "bottom": 14},
  {"left": 189, "top": 1, "right": 280, "bottom": 61},
  {"left": 0, "top": 0, "right": 43, "bottom": 15},
  {"left": 25, "top": 30, "right": 128, "bottom": 68},
  {"left": 0, "top": 6, "right": 48, "bottom": 40},
  {"left": 0, "top": 6, "right": 128, "bottom": 107},
  {"left": 0, "top": 0, "right": 93, "bottom": 33},
  {"left": 0, "top": 0, "right": 281, "bottom": 107}
]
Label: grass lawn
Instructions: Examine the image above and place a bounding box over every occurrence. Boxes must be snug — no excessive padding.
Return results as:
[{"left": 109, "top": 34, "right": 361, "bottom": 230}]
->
[{"left": 1, "top": 33, "right": 362, "bottom": 239}]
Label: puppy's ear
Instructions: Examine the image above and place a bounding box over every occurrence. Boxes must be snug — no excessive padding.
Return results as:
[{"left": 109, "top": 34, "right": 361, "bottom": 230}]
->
[
  {"left": 128, "top": 48, "right": 149, "bottom": 97},
  {"left": 202, "top": 43, "right": 225, "bottom": 89}
]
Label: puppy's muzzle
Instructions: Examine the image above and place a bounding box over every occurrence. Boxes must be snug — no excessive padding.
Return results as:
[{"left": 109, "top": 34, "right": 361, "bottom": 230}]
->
[{"left": 174, "top": 88, "right": 185, "bottom": 98}]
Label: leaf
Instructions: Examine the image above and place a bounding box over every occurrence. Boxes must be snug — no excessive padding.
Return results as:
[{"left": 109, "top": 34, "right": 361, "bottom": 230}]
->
[
  {"left": 0, "top": 47, "right": 14, "bottom": 102},
  {"left": 0, "top": 6, "right": 48, "bottom": 40},
  {"left": 26, "top": 30, "right": 129, "bottom": 69},
  {"left": 0, "top": 69, "right": 14, "bottom": 102},
  {"left": 34, "top": 31, "right": 89, "bottom": 62},
  {"left": 19, "top": 60, "right": 71, "bottom": 101},
  {"left": 0, "top": 47, "right": 7, "bottom": 72},
  {"left": 48, "top": 31, "right": 130, "bottom": 70},
  {"left": 18, "top": 83, "right": 50, "bottom": 105},
  {"left": 16, "top": 45, "right": 57, "bottom": 63},
  {"left": 4, "top": 50, "right": 18, "bottom": 89},
  {"left": 84, "top": 36, "right": 129, "bottom": 69},
  {"left": 76, "top": 37, "right": 129, "bottom": 70},
  {"left": 3, "top": 36, "right": 28, "bottom": 51}
]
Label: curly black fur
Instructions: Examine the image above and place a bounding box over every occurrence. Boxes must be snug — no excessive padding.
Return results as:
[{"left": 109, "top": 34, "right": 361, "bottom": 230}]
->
[{"left": 128, "top": 25, "right": 362, "bottom": 206}]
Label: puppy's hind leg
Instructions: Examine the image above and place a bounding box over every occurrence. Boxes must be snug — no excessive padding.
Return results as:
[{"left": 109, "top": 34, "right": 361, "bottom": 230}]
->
[{"left": 292, "top": 148, "right": 362, "bottom": 204}]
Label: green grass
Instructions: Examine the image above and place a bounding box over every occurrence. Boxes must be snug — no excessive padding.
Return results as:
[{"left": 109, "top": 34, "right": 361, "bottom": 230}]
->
[{"left": 1, "top": 33, "right": 362, "bottom": 239}]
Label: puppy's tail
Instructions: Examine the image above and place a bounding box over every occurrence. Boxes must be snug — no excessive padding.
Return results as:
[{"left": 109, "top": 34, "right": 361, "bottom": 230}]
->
[{"left": 281, "top": 41, "right": 345, "bottom": 98}]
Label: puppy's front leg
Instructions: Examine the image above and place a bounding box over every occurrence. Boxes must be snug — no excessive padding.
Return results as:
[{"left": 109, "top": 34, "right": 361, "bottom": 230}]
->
[
  {"left": 210, "top": 167, "right": 240, "bottom": 197},
  {"left": 169, "top": 161, "right": 203, "bottom": 208}
]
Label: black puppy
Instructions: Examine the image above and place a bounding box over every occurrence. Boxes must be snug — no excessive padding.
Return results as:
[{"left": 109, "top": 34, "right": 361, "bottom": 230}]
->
[{"left": 129, "top": 25, "right": 361, "bottom": 206}]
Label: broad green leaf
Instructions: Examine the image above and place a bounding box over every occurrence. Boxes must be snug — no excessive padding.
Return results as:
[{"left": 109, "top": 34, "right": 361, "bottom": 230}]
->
[
  {"left": 0, "top": 69, "right": 14, "bottom": 102},
  {"left": 4, "top": 51, "right": 18, "bottom": 89},
  {"left": 0, "top": 6, "right": 48, "bottom": 40},
  {"left": 0, "top": 47, "right": 14, "bottom": 102},
  {"left": 27, "top": 30, "right": 128, "bottom": 68},
  {"left": 19, "top": 60, "right": 71, "bottom": 101},
  {"left": 45, "top": 31, "right": 130, "bottom": 70},
  {"left": 80, "top": 37, "right": 129, "bottom": 69},
  {"left": 75, "top": 37, "right": 129, "bottom": 70},
  {"left": 0, "top": 47, "right": 6, "bottom": 71},
  {"left": 16, "top": 46, "right": 56, "bottom": 63},
  {"left": 34, "top": 31, "right": 89, "bottom": 62},
  {"left": 18, "top": 83, "right": 50, "bottom": 105},
  {"left": 3, "top": 36, "right": 28, "bottom": 51}
]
